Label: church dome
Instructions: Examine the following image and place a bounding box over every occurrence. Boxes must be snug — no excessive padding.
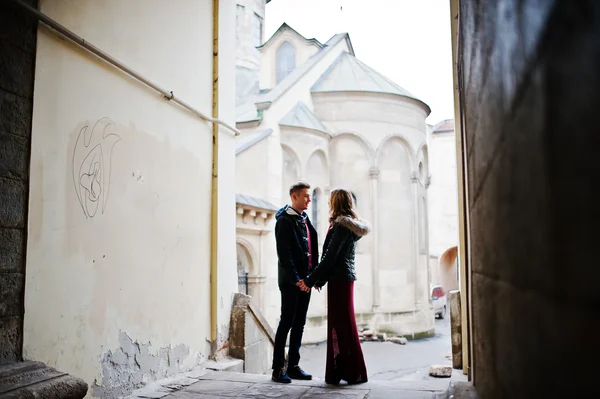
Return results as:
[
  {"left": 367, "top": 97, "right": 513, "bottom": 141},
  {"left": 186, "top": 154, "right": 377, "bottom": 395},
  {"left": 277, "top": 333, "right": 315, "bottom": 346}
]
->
[{"left": 311, "top": 52, "right": 430, "bottom": 115}]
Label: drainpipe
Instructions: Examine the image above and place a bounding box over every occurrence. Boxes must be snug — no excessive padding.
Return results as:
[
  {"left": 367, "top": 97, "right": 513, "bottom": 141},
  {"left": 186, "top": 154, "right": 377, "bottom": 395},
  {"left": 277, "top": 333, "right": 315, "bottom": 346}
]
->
[{"left": 209, "top": 0, "right": 220, "bottom": 353}]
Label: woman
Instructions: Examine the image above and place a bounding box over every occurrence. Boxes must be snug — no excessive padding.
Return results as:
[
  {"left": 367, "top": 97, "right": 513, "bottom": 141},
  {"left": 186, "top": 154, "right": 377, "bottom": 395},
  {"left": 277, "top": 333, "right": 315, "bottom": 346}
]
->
[{"left": 302, "top": 188, "right": 371, "bottom": 385}]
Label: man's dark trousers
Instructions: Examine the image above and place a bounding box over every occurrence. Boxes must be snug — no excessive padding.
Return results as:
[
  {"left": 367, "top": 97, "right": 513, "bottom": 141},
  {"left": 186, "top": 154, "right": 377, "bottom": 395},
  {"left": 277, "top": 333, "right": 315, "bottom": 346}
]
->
[{"left": 272, "top": 284, "right": 311, "bottom": 370}]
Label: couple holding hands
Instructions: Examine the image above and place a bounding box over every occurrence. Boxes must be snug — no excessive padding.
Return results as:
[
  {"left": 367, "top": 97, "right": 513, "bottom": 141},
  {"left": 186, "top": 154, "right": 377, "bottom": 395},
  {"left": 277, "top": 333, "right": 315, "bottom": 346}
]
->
[{"left": 271, "top": 182, "right": 370, "bottom": 385}]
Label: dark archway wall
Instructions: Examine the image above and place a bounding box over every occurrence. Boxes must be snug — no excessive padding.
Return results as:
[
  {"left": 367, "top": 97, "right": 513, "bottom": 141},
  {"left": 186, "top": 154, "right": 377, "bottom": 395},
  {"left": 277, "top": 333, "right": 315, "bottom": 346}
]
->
[
  {"left": 459, "top": 1, "right": 599, "bottom": 397},
  {"left": 0, "top": 0, "right": 38, "bottom": 364}
]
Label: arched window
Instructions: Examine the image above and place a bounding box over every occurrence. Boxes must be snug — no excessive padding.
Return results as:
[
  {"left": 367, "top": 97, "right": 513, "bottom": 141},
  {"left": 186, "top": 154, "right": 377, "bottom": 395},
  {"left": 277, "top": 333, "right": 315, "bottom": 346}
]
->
[
  {"left": 236, "top": 244, "right": 249, "bottom": 295},
  {"left": 253, "top": 13, "right": 263, "bottom": 47},
  {"left": 276, "top": 41, "right": 295, "bottom": 83},
  {"left": 312, "top": 189, "right": 318, "bottom": 230}
]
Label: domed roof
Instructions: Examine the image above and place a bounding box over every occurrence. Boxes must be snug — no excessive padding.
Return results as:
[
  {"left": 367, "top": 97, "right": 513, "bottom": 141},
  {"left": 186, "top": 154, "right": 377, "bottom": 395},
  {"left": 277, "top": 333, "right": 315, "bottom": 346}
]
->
[{"left": 311, "top": 52, "right": 428, "bottom": 112}]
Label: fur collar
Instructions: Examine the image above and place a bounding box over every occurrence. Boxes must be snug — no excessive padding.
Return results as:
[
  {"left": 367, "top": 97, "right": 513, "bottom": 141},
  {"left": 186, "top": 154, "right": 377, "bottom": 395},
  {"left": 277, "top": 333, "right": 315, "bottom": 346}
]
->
[{"left": 335, "top": 216, "right": 371, "bottom": 237}]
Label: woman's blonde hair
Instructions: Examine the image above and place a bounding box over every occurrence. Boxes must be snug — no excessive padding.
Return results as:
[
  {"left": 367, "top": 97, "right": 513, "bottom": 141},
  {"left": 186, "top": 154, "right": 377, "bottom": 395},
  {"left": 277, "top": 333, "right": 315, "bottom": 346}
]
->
[{"left": 329, "top": 189, "right": 358, "bottom": 223}]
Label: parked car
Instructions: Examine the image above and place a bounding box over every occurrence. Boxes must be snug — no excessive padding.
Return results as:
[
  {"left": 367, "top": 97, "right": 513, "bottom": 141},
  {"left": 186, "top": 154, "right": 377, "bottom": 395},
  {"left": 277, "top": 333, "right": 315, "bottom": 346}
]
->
[{"left": 431, "top": 284, "right": 447, "bottom": 319}]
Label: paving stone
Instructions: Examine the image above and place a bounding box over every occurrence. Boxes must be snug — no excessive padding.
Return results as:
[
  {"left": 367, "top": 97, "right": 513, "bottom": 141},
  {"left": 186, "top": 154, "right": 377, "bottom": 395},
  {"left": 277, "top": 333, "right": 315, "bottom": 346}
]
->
[
  {"left": 386, "top": 337, "right": 408, "bottom": 345},
  {"left": 166, "top": 392, "right": 231, "bottom": 399},
  {"left": 429, "top": 365, "right": 452, "bottom": 378},
  {"left": 161, "top": 377, "right": 199, "bottom": 390},
  {"left": 184, "top": 380, "right": 254, "bottom": 395},
  {"left": 240, "top": 383, "right": 309, "bottom": 398},
  {"left": 136, "top": 389, "right": 172, "bottom": 399},
  {"left": 194, "top": 370, "right": 270, "bottom": 383},
  {"left": 301, "top": 387, "right": 369, "bottom": 399},
  {"left": 183, "top": 368, "right": 206, "bottom": 379}
]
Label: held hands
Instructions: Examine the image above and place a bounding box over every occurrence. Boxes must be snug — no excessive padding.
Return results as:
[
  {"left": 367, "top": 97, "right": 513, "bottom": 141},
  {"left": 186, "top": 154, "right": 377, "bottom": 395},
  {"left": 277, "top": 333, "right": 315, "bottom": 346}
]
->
[
  {"left": 296, "top": 280, "right": 311, "bottom": 293},
  {"left": 296, "top": 280, "right": 322, "bottom": 293}
]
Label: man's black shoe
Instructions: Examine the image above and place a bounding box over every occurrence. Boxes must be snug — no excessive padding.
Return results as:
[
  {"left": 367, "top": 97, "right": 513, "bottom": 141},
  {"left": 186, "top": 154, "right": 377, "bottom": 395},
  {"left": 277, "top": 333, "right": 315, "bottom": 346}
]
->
[
  {"left": 287, "top": 366, "right": 312, "bottom": 380},
  {"left": 272, "top": 367, "right": 292, "bottom": 383}
]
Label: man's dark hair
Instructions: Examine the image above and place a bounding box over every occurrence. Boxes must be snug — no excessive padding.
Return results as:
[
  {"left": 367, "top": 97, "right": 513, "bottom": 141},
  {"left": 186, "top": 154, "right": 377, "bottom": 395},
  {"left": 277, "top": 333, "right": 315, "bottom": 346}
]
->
[{"left": 289, "top": 181, "right": 311, "bottom": 197}]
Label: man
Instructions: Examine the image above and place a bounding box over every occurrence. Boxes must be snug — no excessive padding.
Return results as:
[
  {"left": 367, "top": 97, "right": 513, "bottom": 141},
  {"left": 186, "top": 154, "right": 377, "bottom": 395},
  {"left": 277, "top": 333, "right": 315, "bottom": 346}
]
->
[{"left": 271, "top": 182, "right": 319, "bottom": 383}]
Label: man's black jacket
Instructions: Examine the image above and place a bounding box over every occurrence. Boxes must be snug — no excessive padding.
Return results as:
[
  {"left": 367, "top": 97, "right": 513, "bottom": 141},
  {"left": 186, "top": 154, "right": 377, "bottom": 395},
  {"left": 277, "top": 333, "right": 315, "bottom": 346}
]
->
[{"left": 275, "top": 205, "right": 319, "bottom": 288}]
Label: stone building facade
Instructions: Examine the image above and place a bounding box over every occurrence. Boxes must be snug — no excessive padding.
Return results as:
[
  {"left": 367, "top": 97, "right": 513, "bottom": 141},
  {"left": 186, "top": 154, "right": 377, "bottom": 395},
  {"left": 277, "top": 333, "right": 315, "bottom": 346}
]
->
[
  {"left": 427, "top": 119, "right": 459, "bottom": 295},
  {"left": 234, "top": 4, "right": 435, "bottom": 341}
]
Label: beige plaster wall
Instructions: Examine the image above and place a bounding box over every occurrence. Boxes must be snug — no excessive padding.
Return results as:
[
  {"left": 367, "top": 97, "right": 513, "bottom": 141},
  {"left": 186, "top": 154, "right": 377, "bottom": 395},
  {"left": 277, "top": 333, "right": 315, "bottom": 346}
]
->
[{"left": 23, "top": 0, "right": 237, "bottom": 395}]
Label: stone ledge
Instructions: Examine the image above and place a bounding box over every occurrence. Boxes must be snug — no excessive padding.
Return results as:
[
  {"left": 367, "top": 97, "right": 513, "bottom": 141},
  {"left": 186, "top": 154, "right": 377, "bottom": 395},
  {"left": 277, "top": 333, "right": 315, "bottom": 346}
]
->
[
  {"left": 0, "top": 361, "right": 87, "bottom": 399},
  {"left": 201, "top": 358, "right": 244, "bottom": 373}
]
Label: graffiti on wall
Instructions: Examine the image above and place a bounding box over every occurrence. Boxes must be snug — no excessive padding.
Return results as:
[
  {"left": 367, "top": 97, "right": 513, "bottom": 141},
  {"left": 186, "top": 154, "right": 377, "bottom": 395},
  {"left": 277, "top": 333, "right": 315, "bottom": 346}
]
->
[{"left": 72, "top": 117, "right": 121, "bottom": 218}]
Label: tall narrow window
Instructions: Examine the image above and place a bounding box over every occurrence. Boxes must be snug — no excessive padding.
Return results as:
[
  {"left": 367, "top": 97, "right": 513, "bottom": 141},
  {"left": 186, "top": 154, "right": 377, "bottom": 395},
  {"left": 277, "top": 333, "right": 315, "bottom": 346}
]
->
[
  {"left": 236, "top": 5, "right": 245, "bottom": 41},
  {"left": 276, "top": 41, "right": 295, "bottom": 83},
  {"left": 253, "top": 13, "right": 263, "bottom": 47},
  {"left": 312, "top": 189, "right": 319, "bottom": 230},
  {"left": 419, "top": 196, "right": 427, "bottom": 252}
]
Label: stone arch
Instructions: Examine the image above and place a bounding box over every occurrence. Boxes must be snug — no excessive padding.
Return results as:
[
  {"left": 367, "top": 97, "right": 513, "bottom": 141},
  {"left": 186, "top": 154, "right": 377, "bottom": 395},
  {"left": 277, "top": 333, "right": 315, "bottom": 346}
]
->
[
  {"left": 311, "top": 187, "right": 323, "bottom": 235},
  {"left": 306, "top": 151, "right": 328, "bottom": 240},
  {"left": 236, "top": 241, "right": 255, "bottom": 295},
  {"left": 328, "top": 133, "right": 371, "bottom": 205},
  {"left": 439, "top": 246, "right": 459, "bottom": 294},
  {"left": 305, "top": 149, "right": 329, "bottom": 187},
  {"left": 281, "top": 143, "right": 302, "bottom": 174},
  {"left": 329, "top": 132, "right": 372, "bottom": 264},
  {"left": 376, "top": 132, "right": 415, "bottom": 310},
  {"left": 330, "top": 132, "right": 375, "bottom": 166},
  {"left": 236, "top": 238, "right": 258, "bottom": 274},
  {"left": 375, "top": 134, "right": 417, "bottom": 174}
]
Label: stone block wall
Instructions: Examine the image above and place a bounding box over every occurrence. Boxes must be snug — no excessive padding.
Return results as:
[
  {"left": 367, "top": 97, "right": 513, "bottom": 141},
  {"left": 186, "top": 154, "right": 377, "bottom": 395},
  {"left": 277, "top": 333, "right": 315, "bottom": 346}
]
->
[
  {"left": 459, "top": 1, "right": 599, "bottom": 397},
  {"left": 0, "top": 0, "right": 38, "bottom": 364},
  {"left": 229, "top": 293, "right": 274, "bottom": 375}
]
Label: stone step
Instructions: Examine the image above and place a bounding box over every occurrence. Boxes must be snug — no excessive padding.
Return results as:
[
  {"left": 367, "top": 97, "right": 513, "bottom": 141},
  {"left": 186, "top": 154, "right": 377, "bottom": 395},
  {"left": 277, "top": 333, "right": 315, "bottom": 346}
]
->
[
  {"left": 0, "top": 361, "right": 46, "bottom": 380},
  {"left": 201, "top": 357, "right": 244, "bottom": 373},
  {"left": 0, "top": 361, "right": 88, "bottom": 398}
]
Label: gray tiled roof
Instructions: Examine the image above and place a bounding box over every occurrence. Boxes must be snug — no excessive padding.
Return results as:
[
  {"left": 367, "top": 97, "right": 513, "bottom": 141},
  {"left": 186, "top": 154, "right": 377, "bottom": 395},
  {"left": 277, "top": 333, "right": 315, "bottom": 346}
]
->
[
  {"left": 279, "top": 102, "right": 330, "bottom": 134},
  {"left": 236, "top": 129, "right": 273, "bottom": 155},
  {"left": 236, "top": 194, "right": 279, "bottom": 211},
  {"left": 311, "top": 52, "right": 421, "bottom": 102},
  {"left": 432, "top": 119, "right": 455, "bottom": 134}
]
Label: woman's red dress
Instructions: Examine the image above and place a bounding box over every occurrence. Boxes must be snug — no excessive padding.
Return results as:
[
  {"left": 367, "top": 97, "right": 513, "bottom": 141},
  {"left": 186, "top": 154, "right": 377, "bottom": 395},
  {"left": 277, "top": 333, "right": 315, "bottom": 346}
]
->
[{"left": 325, "top": 280, "right": 368, "bottom": 384}]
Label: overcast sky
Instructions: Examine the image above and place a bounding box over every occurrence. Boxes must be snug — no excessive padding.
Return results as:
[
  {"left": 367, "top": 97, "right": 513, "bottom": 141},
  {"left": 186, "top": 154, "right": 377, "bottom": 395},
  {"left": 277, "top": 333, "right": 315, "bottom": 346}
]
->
[{"left": 265, "top": 0, "right": 454, "bottom": 124}]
